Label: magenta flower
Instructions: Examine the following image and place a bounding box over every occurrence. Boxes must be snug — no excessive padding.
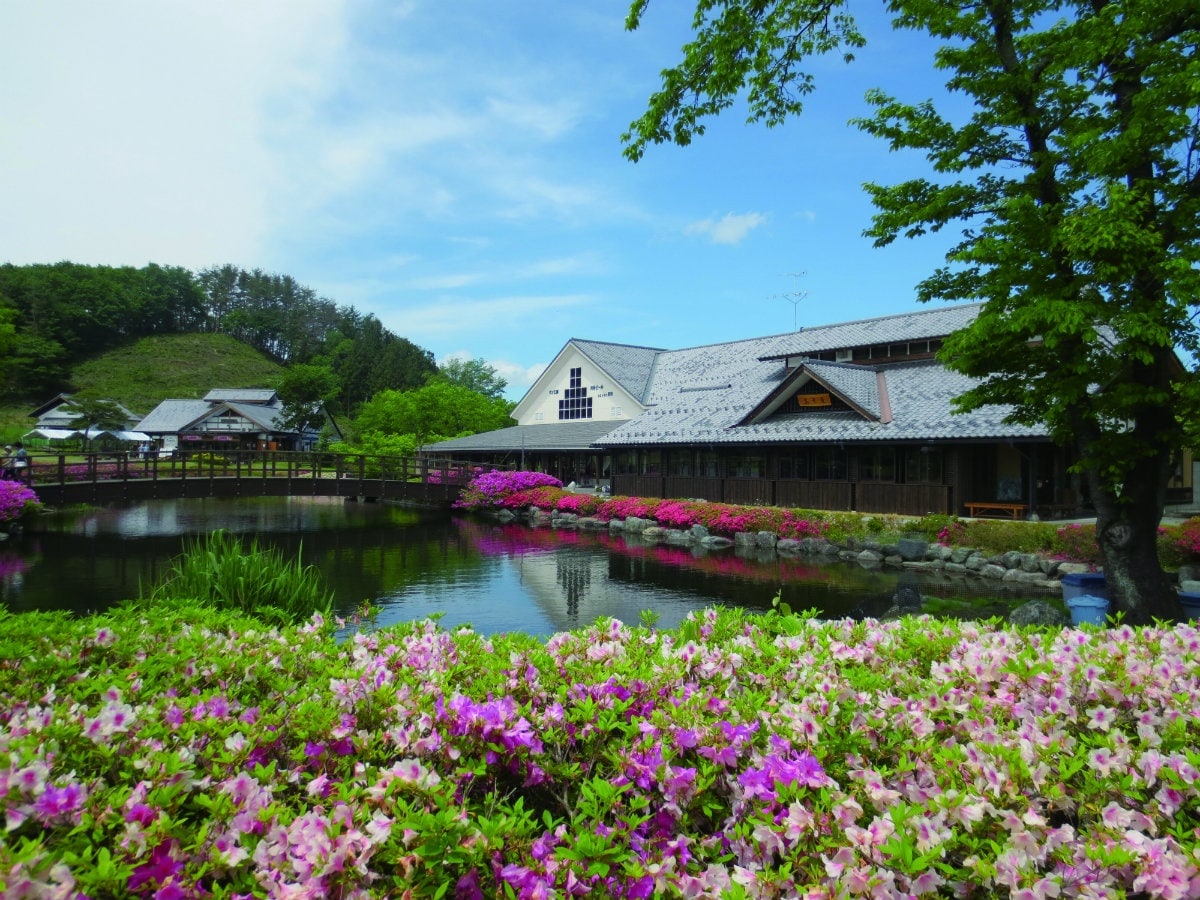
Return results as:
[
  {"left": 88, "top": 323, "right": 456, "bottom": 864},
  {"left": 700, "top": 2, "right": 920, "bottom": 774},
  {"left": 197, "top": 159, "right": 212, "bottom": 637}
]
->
[{"left": 127, "top": 840, "right": 183, "bottom": 893}]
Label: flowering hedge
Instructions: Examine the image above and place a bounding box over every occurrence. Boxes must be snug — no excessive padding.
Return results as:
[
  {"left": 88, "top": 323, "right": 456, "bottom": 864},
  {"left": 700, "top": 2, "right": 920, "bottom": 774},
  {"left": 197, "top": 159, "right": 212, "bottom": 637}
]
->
[
  {"left": 0, "top": 480, "right": 40, "bottom": 525},
  {"left": 454, "top": 473, "right": 829, "bottom": 540},
  {"left": 455, "top": 472, "right": 1200, "bottom": 567},
  {"left": 3, "top": 604, "right": 1199, "bottom": 898},
  {"left": 453, "top": 470, "right": 564, "bottom": 509}
]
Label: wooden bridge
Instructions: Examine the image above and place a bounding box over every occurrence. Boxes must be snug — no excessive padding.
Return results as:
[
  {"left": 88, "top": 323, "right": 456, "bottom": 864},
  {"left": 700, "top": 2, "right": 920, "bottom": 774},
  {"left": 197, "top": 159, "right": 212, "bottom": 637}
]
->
[{"left": 17, "top": 451, "right": 500, "bottom": 508}]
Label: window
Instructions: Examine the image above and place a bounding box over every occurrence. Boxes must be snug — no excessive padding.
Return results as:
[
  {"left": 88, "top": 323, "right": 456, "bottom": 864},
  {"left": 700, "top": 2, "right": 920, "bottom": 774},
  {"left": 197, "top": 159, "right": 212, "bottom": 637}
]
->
[
  {"left": 728, "top": 455, "right": 763, "bottom": 478},
  {"left": 558, "top": 367, "right": 593, "bottom": 420},
  {"left": 812, "top": 447, "right": 848, "bottom": 481},
  {"left": 778, "top": 452, "right": 808, "bottom": 479},
  {"left": 903, "top": 447, "right": 943, "bottom": 483},
  {"left": 666, "top": 449, "right": 692, "bottom": 476},
  {"left": 696, "top": 450, "right": 720, "bottom": 478},
  {"left": 859, "top": 447, "right": 897, "bottom": 481}
]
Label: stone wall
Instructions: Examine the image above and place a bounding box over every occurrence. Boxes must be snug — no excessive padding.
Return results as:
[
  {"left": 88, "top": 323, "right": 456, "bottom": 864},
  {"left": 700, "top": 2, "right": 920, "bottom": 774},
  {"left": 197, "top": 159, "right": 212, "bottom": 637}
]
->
[{"left": 498, "top": 506, "right": 1100, "bottom": 594}]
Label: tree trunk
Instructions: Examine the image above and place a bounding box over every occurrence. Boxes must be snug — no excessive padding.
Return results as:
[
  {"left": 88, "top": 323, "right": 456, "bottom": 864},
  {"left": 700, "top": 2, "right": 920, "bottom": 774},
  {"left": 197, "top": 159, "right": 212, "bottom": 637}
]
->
[{"left": 1087, "top": 457, "right": 1178, "bottom": 626}]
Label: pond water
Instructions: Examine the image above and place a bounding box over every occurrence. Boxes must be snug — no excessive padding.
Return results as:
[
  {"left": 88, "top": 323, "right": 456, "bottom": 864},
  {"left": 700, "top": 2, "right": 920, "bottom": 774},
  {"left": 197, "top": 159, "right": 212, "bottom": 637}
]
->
[{"left": 1, "top": 497, "right": 1051, "bottom": 637}]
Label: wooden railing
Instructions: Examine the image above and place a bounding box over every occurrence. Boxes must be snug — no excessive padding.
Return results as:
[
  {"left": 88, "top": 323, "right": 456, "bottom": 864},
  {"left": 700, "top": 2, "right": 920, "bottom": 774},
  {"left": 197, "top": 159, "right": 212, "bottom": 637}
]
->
[{"left": 16, "top": 451, "right": 506, "bottom": 507}]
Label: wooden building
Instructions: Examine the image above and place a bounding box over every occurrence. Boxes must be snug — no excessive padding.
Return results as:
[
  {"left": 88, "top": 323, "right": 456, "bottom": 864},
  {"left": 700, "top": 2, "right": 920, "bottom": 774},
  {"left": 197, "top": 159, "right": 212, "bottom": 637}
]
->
[{"left": 423, "top": 305, "right": 1193, "bottom": 518}]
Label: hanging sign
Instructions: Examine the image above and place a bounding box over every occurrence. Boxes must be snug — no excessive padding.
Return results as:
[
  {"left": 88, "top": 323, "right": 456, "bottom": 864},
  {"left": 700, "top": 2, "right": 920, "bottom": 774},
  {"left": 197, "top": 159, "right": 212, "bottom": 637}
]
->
[{"left": 797, "top": 392, "right": 832, "bottom": 408}]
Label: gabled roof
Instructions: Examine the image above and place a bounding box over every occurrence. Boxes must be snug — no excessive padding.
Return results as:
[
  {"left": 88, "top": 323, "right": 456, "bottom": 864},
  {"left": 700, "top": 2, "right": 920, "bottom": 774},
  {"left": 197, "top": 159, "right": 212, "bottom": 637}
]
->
[
  {"left": 201, "top": 401, "right": 284, "bottom": 432},
  {"left": 738, "top": 360, "right": 885, "bottom": 425},
  {"left": 27, "top": 393, "right": 75, "bottom": 419},
  {"left": 204, "top": 388, "right": 279, "bottom": 405},
  {"left": 598, "top": 357, "right": 1042, "bottom": 446},
  {"left": 567, "top": 340, "right": 663, "bottom": 404},
  {"left": 28, "top": 393, "right": 141, "bottom": 424},
  {"left": 135, "top": 400, "right": 213, "bottom": 434}
]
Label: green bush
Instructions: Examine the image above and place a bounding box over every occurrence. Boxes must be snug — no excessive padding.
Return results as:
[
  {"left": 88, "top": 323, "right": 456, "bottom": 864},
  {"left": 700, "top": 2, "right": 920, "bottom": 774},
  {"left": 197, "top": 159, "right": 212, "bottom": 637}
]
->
[{"left": 139, "top": 530, "right": 333, "bottom": 625}]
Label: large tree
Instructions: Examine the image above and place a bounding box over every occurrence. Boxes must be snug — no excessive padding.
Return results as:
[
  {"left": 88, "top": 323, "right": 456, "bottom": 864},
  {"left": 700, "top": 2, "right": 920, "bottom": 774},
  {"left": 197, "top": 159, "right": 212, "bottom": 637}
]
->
[
  {"left": 624, "top": 0, "right": 1200, "bottom": 623},
  {"left": 354, "top": 383, "right": 515, "bottom": 447},
  {"left": 275, "top": 363, "right": 341, "bottom": 440},
  {"left": 435, "top": 357, "right": 509, "bottom": 401}
]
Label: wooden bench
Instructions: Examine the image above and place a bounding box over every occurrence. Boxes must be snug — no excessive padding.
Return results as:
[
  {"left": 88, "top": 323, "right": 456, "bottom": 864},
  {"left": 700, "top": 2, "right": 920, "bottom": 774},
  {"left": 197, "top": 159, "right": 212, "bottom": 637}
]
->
[{"left": 964, "top": 501, "right": 1028, "bottom": 519}]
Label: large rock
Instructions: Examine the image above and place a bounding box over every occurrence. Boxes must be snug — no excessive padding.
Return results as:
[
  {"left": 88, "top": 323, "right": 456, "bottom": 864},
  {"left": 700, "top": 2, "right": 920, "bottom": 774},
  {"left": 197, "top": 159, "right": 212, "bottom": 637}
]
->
[
  {"left": 1018, "top": 553, "right": 1042, "bottom": 573},
  {"left": 1008, "top": 599, "right": 1070, "bottom": 627},
  {"left": 896, "top": 537, "right": 929, "bottom": 562},
  {"left": 857, "top": 548, "right": 884, "bottom": 566},
  {"left": 756, "top": 531, "right": 779, "bottom": 550},
  {"left": 700, "top": 535, "right": 734, "bottom": 550},
  {"left": 689, "top": 524, "right": 710, "bottom": 540}
]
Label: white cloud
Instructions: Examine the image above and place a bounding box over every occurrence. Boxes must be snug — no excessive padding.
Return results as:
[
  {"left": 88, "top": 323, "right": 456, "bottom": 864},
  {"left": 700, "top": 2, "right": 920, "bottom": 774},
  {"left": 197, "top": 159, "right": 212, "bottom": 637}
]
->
[
  {"left": 685, "top": 212, "right": 768, "bottom": 245},
  {"left": 0, "top": 1, "right": 352, "bottom": 268},
  {"left": 380, "top": 294, "right": 591, "bottom": 341},
  {"left": 490, "top": 359, "right": 550, "bottom": 398}
]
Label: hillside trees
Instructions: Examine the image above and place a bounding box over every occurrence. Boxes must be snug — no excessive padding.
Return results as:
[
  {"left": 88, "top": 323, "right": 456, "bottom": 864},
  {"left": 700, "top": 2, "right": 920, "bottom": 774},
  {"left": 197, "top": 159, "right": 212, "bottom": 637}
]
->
[
  {"left": 624, "top": 0, "right": 1200, "bottom": 623},
  {"left": 0, "top": 262, "right": 207, "bottom": 398},
  {"left": 0, "top": 262, "right": 439, "bottom": 421}
]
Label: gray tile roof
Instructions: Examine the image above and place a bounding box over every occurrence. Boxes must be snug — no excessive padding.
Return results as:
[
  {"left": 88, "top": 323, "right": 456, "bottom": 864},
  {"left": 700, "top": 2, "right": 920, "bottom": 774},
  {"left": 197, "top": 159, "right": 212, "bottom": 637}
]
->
[
  {"left": 599, "top": 358, "right": 1044, "bottom": 446},
  {"left": 203, "top": 389, "right": 278, "bottom": 405},
  {"left": 423, "top": 421, "right": 621, "bottom": 454},
  {"left": 757, "top": 302, "right": 983, "bottom": 358},
  {"left": 135, "top": 400, "right": 213, "bottom": 434},
  {"left": 802, "top": 361, "right": 880, "bottom": 418},
  {"left": 426, "top": 304, "right": 1046, "bottom": 454},
  {"left": 222, "top": 402, "right": 284, "bottom": 431},
  {"left": 569, "top": 340, "right": 663, "bottom": 403},
  {"left": 136, "top": 399, "right": 285, "bottom": 434}
]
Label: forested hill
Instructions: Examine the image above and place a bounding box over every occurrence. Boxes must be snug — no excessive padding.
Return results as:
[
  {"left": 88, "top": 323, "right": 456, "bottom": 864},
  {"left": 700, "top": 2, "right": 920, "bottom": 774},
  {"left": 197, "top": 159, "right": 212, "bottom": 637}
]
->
[{"left": 0, "top": 261, "right": 436, "bottom": 417}]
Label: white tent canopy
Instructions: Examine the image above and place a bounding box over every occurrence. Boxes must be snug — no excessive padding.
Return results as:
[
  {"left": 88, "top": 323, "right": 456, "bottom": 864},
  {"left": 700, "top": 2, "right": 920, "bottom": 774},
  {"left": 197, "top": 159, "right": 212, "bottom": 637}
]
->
[{"left": 24, "top": 428, "right": 150, "bottom": 442}]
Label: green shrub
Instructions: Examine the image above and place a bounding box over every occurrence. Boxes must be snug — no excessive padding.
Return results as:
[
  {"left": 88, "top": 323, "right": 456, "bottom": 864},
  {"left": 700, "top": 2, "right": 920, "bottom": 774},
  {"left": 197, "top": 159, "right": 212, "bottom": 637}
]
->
[{"left": 139, "top": 530, "right": 333, "bottom": 625}]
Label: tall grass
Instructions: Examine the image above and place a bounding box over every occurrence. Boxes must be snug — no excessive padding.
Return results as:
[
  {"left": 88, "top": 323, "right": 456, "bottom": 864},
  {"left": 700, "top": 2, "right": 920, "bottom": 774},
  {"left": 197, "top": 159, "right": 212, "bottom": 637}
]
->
[{"left": 140, "top": 530, "right": 332, "bottom": 625}]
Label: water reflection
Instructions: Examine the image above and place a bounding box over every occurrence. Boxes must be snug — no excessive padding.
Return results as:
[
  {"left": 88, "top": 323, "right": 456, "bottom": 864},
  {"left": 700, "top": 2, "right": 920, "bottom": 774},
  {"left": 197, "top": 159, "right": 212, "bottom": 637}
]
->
[{"left": 5, "top": 498, "right": 1047, "bottom": 635}]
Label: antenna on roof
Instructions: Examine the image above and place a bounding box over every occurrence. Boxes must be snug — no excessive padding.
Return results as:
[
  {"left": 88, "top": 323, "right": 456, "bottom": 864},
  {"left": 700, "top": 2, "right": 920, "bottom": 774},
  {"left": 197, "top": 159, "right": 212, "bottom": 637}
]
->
[{"left": 772, "top": 271, "right": 808, "bottom": 331}]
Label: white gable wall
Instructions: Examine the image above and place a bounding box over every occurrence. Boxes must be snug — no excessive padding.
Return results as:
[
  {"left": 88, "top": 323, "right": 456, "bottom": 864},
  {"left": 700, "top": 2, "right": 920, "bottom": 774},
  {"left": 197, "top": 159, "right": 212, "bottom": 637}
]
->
[{"left": 513, "top": 344, "right": 643, "bottom": 427}]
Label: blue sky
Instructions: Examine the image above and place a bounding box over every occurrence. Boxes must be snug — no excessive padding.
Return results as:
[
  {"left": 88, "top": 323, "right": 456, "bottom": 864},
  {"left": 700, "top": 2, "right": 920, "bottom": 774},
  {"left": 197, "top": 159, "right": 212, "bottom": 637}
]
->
[{"left": 1, "top": 1, "right": 964, "bottom": 400}]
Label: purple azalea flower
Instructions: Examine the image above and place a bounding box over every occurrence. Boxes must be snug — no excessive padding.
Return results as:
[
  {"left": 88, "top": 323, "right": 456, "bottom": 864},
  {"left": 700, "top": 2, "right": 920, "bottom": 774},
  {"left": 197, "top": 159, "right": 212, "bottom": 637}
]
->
[{"left": 128, "top": 840, "right": 183, "bottom": 892}]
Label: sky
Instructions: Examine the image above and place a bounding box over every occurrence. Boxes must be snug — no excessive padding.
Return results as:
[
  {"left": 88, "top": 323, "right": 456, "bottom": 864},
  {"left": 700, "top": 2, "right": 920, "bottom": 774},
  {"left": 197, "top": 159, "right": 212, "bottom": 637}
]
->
[{"left": 0, "top": 1, "right": 966, "bottom": 400}]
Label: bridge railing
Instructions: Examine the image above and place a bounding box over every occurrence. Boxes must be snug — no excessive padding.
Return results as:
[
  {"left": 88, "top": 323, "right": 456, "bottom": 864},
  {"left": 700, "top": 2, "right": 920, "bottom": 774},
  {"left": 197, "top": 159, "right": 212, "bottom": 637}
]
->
[{"left": 19, "top": 450, "right": 507, "bottom": 491}]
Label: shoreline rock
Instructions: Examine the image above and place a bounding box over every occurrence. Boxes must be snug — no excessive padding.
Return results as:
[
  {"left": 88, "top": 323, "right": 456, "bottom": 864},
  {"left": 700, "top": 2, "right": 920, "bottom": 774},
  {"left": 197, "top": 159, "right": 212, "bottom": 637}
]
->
[{"left": 504, "top": 506, "right": 1095, "bottom": 594}]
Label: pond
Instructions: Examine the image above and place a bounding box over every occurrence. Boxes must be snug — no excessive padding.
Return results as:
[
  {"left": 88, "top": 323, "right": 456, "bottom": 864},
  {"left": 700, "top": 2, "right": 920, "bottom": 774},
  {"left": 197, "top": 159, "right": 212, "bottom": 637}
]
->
[{"left": 0, "top": 497, "right": 1052, "bottom": 637}]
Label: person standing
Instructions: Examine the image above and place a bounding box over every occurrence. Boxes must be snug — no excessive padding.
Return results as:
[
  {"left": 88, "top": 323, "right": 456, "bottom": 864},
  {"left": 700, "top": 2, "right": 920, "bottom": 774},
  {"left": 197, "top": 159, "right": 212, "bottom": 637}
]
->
[
  {"left": 11, "top": 442, "right": 29, "bottom": 482},
  {"left": 0, "top": 445, "right": 12, "bottom": 480}
]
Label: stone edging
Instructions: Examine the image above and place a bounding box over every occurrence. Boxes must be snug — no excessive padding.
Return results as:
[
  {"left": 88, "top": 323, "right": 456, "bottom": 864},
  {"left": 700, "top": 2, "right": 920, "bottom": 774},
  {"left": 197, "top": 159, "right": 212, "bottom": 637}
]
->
[{"left": 494, "top": 506, "right": 1104, "bottom": 595}]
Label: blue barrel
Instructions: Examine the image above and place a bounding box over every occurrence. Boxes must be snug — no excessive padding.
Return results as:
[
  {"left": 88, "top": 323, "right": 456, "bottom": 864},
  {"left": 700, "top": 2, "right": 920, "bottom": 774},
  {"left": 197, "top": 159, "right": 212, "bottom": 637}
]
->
[
  {"left": 1061, "top": 573, "right": 1108, "bottom": 602},
  {"left": 1180, "top": 592, "right": 1200, "bottom": 622},
  {"left": 1067, "top": 594, "right": 1109, "bottom": 626}
]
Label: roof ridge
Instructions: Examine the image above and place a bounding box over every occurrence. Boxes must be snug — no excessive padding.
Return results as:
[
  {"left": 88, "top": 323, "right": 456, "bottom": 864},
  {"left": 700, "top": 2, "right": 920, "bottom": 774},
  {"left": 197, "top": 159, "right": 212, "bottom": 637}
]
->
[{"left": 570, "top": 338, "right": 667, "bottom": 352}]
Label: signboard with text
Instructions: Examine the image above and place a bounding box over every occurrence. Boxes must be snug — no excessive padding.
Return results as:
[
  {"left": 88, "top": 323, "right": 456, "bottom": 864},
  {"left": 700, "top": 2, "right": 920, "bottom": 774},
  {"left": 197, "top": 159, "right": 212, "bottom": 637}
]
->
[{"left": 797, "top": 392, "right": 832, "bottom": 408}]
